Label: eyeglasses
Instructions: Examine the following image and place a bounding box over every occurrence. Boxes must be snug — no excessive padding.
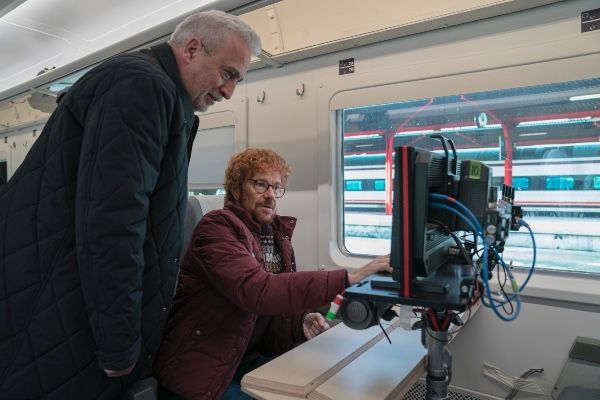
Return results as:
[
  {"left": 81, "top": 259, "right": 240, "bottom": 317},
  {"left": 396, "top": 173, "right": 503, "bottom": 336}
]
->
[{"left": 247, "top": 179, "right": 286, "bottom": 198}]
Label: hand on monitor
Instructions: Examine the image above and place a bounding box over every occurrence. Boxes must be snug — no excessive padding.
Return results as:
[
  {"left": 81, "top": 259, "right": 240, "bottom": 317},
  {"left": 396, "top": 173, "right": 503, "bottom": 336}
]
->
[{"left": 347, "top": 255, "right": 391, "bottom": 285}]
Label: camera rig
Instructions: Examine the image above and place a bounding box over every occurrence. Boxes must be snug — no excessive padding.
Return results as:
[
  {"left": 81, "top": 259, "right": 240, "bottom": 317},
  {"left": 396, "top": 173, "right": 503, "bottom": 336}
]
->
[{"left": 340, "top": 135, "right": 524, "bottom": 400}]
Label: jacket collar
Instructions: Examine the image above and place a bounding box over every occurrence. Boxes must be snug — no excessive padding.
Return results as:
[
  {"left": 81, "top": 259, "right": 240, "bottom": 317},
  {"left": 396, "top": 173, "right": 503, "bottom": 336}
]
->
[
  {"left": 224, "top": 201, "right": 296, "bottom": 238},
  {"left": 148, "top": 42, "right": 198, "bottom": 163},
  {"left": 148, "top": 42, "right": 194, "bottom": 117}
]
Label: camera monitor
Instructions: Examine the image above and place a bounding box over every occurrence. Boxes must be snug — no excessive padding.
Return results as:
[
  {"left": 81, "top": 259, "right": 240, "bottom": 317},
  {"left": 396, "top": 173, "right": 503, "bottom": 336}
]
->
[
  {"left": 344, "top": 136, "right": 482, "bottom": 311},
  {"left": 390, "top": 140, "right": 459, "bottom": 289}
]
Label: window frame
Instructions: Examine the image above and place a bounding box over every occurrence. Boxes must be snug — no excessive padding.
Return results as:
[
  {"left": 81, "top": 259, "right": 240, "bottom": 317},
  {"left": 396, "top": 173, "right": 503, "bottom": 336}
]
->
[
  {"left": 187, "top": 98, "right": 250, "bottom": 194},
  {"left": 316, "top": 51, "right": 600, "bottom": 307}
]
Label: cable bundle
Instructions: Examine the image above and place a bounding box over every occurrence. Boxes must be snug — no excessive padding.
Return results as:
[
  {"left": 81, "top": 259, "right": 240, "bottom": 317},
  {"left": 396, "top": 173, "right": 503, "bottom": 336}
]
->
[{"left": 428, "top": 193, "right": 536, "bottom": 321}]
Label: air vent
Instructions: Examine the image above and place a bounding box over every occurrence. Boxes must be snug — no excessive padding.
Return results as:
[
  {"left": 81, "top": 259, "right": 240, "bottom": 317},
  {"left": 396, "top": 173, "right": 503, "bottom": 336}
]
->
[{"left": 402, "top": 381, "right": 484, "bottom": 400}]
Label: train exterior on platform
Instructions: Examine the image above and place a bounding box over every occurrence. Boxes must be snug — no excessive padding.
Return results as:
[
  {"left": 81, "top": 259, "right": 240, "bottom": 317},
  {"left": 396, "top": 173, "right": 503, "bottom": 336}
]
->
[
  {"left": 339, "top": 77, "right": 600, "bottom": 262},
  {"left": 343, "top": 151, "right": 600, "bottom": 217}
]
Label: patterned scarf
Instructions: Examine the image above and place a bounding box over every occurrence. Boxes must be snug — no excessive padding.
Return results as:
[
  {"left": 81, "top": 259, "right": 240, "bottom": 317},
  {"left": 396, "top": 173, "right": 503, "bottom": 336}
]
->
[{"left": 260, "top": 224, "right": 283, "bottom": 273}]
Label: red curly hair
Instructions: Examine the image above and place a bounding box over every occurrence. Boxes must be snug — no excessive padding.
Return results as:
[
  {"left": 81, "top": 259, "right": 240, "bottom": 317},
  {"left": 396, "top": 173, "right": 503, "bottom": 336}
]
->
[{"left": 224, "top": 148, "right": 291, "bottom": 204}]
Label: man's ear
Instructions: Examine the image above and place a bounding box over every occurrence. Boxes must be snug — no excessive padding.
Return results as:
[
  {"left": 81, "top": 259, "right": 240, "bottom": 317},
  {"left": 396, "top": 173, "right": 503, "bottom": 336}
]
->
[
  {"left": 231, "top": 186, "right": 240, "bottom": 202},
  {"left": 183, "top": 37, "right": 203, "bottom": 62}
]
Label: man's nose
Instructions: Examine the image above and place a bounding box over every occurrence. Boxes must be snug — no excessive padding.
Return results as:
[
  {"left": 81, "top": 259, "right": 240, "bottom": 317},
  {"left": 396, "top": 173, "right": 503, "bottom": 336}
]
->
[
  {"left": 263, "top": 186, "right": 276, "bottom": 198},
  {"left": 220, "top": 80, "right": 236, "bottom": 100}
]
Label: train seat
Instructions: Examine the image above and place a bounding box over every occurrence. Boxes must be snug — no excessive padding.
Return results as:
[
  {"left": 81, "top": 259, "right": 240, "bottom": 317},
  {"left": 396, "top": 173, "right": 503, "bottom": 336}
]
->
[
  {"left": 181, "top": 194, "right": 224, "bottom": 256},
  {"left": 182, "top": 196, "right": 203, "bottom": 258},
  {"left": 194, "top": 194, "right": 225, "bottom": 217},
  {"left": 183, "top": 195, "right": 224, "bottom": 256}
]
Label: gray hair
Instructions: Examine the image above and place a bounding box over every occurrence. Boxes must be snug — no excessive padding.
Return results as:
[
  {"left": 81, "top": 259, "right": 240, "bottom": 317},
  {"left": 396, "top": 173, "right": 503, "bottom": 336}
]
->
[{"left": 169, "top": 10, "right": 261, "bottom": 56}]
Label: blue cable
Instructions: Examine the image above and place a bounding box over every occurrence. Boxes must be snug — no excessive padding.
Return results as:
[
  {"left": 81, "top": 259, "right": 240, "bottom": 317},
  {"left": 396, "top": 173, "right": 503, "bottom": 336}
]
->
[
  {"left": 430, "top": 200, "right": 521, "bottom": 321},
  {"left": 431, "top": 194, "right": 537, "bottom": 292},
  {"left": 429, "top": 202, "right": 482, "bottom": 236},
  {"left": 489, "top": 247, "right": 519, "bottom": 304},
  {"left": 486, "top": 220, "right": 536, "bottom": 295},
  {"left": 429, "top": 193, "right": 483, "bottom": 233},
  {"left": 480, "top": 230, "right": 521, "bottom": 321},
  {"left": 515, "top": 219, "right": 536, "bottom": 292}
]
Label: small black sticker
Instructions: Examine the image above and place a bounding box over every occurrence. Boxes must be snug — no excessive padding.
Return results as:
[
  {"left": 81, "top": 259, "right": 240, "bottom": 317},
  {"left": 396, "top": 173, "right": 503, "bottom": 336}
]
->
[
  {"left": 339, "top": 58, "right": 355, "bottom": 75},
  {"left": 581, "top": 8, "right": 600, "bottom": 32}
]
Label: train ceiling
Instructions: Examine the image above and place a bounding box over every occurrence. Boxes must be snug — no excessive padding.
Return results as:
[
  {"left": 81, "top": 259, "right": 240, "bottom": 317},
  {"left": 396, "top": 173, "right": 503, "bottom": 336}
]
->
[
  {"left": 1, "top": 0, "right": 565, "bottom": 104},
  {"left": 0, "top": 0, "right": 267, "bottom": 97}
]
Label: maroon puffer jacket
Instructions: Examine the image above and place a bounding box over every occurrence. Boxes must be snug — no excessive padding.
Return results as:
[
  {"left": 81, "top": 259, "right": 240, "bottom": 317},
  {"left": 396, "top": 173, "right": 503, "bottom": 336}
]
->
[{"left": 154, "top": 203, "right": 348, "bottom": 399}]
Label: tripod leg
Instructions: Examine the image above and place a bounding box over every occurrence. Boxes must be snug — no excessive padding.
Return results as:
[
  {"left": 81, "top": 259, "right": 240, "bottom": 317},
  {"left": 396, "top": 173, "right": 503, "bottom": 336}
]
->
[{"left": 425, "top": 328, "right": 451, "bottom": 400}]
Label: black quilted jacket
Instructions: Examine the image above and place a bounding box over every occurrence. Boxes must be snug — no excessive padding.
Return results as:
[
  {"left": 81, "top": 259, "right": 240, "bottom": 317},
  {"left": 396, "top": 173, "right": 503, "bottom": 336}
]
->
[{"left": 0, "top": 42, "right": 198, "bottom": 399}]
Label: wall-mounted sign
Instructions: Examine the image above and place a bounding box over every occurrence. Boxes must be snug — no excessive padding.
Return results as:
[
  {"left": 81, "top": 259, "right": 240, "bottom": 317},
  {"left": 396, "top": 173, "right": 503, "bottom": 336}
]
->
[
  {"left": 339, "top": 58, "right": 355, "bottom": 75},
  {"left": 581, "top": 8, "right": 600, "bottom": 32}
]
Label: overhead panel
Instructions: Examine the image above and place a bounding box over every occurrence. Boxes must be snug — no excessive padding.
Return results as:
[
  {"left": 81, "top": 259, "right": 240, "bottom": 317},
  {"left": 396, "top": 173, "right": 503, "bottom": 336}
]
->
[
  {"left": 0, "top": 0, "right": 273, "bottom": 98},
  {"left": 242, "top": 0, "right": 565, "bottom": 66},
  {"left": 0, "top": 0, "right": 270, "bottom": 130},
  {"left": 0, "top": 0, "right": 218, "bottom": 94},
  {"left": 264, "top": 5, "right": 283, "bottom": 54},
  {"left": 11, "top": 0, "right": 202, "bottom": 42},
  {"left": 0, "top": 20, "right": 66, "bottom": 91},
  {"left": 0, "top": 0, "right": 26, "bottom": 18}
]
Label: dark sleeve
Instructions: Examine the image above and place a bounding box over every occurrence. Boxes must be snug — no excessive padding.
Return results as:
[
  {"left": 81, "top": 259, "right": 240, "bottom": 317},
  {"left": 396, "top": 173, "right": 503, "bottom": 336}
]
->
[
  {"left": 256, "top": 312, "right": 306, "bottom": 356},
  {"left": 192, "top": 212, "right": 348, "bottom": 316},
  {"left": 187, "top": 116, "right": 199, "bottom": 164},
  {"left": 75, "top": 75, "right": 177, "bottom": 370}
]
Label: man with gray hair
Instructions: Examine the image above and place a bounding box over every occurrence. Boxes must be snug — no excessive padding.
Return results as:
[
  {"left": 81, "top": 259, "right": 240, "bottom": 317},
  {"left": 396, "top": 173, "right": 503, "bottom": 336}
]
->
[
  {"left": 168, "top": 10, "right": 261, "bottom": 112},
  {"left": 0, "top": 9, "right": 260, "bottom": 400}
]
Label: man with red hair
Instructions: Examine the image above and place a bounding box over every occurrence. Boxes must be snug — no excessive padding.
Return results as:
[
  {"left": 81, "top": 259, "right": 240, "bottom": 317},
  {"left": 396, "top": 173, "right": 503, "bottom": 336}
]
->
[{"left": 155, "top": 148, "right": 391, "bottom": 399}]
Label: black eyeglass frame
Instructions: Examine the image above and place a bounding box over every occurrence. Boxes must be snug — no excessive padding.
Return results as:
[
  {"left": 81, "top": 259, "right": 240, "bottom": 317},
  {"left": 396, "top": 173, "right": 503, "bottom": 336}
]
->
[{"left": 247, "top": 179, "right": 286, "bottom": 198}]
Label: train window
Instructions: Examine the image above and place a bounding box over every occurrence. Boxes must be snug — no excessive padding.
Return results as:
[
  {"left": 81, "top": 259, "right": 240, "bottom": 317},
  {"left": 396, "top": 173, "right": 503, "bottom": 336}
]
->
[
  {"left": 340, "top": 77, "right": 600, "bottom": 274},
  {"left": 188, "top": 110, "right": 237, "bottom": 194},
  {"left": 512, "top": 177, "right": 529, "bottom": 190},
  {"left": 545, "top": 176, "right": 574, "bottom": 190},
  {"left": 189, "top": 125, "right": 234, "bottom": 190},
  {"left": 345, "top": 180, "right": 363, "bottom": 191}
]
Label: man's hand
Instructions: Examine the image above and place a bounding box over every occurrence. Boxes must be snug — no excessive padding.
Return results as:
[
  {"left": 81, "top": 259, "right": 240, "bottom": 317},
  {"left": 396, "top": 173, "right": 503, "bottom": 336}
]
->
[
  {"left": 104, "top": 363, "right": 135, "bottom": 378},
  {"left": 347, "top": 255, "right": 391, "bottom": 285},
  {"left": 302, "top": 312, "right": 330, "bottom": 340}
]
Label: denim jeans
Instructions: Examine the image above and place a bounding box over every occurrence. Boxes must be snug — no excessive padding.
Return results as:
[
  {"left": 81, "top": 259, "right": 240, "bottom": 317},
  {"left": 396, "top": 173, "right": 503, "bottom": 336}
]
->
[{"left": 222, "top": 356, "right": 274, "bottom": 400}]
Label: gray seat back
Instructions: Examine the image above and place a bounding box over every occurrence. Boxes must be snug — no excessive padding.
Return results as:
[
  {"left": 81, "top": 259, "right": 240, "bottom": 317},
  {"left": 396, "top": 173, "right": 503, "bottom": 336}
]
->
[
  {"left": 181, "top": 195, "right": 224, "bottom": 258},
  {"left": 196, "top": 194, "right": 224, "bottom": 216},
  {"left": 181, "top": 196, "right": 203, "bottom": 259}
]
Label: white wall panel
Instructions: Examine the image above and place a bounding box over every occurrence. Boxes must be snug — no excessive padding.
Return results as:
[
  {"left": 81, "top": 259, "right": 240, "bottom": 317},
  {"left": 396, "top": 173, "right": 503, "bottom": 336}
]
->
[{"left": 448, "top": 302, "right": 600, "bottom": 398}]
